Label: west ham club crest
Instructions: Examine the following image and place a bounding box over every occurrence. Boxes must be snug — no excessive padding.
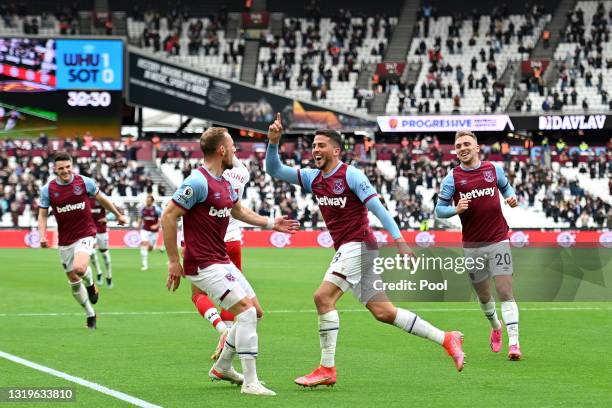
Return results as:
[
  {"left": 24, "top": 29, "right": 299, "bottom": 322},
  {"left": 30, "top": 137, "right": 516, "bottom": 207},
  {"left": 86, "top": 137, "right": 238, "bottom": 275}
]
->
[
  {"left": 73, "top": 185, "right": 83, "bottom": 195},
  {"left": 332, "top": 179, "right": 345, "bottom": 194},
  {"left": 483, "top": 170, "right": 495, "bottom": 183}
]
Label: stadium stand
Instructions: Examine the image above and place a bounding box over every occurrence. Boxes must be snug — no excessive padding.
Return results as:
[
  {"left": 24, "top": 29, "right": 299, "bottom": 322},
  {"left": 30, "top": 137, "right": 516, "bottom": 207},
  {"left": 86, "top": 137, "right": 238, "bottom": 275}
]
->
[
  {"left": 156, "top": 138, "right": 611, "bottom": 230},
  {"left": 126, "top": 14, "right": 244, "bottom": 79},
  {"left": 0, "top": 138, "right": 164, "bottom": 227},
  {"left": 526, "top": 1, "right": 612, "bottom": 113},
  {"left": 255, "top": 12, "right": 397, "bottom": 113},
  {"left": 385, "top": 5, "right": 550, "bottom": 114}
]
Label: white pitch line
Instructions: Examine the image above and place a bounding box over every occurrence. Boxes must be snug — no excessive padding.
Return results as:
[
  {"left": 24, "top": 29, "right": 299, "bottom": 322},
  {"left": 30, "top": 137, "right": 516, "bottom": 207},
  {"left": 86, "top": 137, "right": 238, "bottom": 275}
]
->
[
  {"left": 0, "top": 350, "right": 162, "bottom": 408},
  {"left": 0, "top": 306, "right": 610, "bottom": 318}
]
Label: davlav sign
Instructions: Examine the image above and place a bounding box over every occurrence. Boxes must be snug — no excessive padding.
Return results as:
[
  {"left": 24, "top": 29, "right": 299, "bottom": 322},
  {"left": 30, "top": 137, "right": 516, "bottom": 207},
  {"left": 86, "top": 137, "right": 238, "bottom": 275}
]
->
[
  {"left": 377, "top": 115, "right": 514, "bottom": 132},
  {"left": 538, "top": 115, "right": 606, "bottom": 130}
]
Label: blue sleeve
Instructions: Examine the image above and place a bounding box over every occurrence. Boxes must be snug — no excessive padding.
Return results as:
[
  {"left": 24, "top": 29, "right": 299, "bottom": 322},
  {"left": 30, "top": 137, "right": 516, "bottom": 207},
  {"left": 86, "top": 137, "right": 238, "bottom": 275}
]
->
[
  {"left": 39, "top": 184, "right": 50, "bottom": 208},
  {"left": 297, "top": 168, "right": 320, "bottom": 193},
  {"left": 155, "top": 205, "right": 162, "bottom": 217},
  {"left": 435, "top": 201, "right": 457, "bottom": 218},
  {"left": 81, "top": 175, "right": 99, "bottom": 196},
  {"left": 171, "top": 172, "right": 208, "bottom": 210},
  {"left": 265, "top": 143, "right": 299, "bottom": 185},
  {"left": 346, "top": 166, "right": 378, "bottom": 203},
  {"left": 493, "top": 163, "right": 515, "bottom": 199},
  {"left": 365, "top": 196, "right": 402, "bottom": 240},
  {"left": 438, "top": 170, "right": 455, "bottom": 203},
  {"left": 435, "top": 171, "right": 457, "bottom": 218},
  {"left": 345, "top": 166, "right": 402, "bottom": 240}
]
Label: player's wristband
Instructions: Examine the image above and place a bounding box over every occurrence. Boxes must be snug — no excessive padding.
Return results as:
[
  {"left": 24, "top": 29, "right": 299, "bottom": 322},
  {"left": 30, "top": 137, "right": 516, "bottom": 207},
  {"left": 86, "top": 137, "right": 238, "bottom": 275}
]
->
[{"left": 266, "top": 218, "right": 274, "bottom": 229}]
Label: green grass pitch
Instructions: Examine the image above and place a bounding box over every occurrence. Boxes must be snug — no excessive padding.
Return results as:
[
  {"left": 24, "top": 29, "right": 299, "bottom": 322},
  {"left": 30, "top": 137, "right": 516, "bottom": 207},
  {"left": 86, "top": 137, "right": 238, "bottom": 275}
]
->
[{"left": 1, "top": 248, "right": 611, "bottom": 407}]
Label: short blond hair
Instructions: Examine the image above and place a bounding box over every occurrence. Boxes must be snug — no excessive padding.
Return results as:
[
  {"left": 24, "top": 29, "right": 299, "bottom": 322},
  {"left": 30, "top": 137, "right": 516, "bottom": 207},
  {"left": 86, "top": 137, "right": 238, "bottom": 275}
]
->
[
  {"left": 455, "top": 130, "right": 477, "bottom": 143},
  {"left": 200, "top": 127, "right": 229, "bottom": 156}
]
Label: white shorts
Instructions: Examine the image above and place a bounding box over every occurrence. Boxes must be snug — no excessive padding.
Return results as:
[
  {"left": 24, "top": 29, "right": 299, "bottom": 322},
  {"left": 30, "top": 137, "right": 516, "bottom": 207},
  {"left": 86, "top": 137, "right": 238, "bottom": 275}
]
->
[
  {"left": 140, "top": 230, "right": 159, "bottom": 246},
  {"left": 96, "top": 232, "right": 109, "bottom": 251},
  {"left": 323, "top": 242, "right": 380, "bottom": 304},
  {"left": 186, "top": 262, "right": 255, "bottom": 310},
  {"left": 463, "top": 240, "right": 514, "bottom": 283},
  {"left": 59, "top": 236, "right": 96, "bottom": 272}
]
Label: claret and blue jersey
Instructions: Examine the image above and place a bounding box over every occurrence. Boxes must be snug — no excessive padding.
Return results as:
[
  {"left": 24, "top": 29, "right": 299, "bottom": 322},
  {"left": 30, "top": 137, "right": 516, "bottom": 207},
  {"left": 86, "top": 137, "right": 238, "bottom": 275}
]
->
[
  {"left": 265, "top": 143, "right": 402, "bottom": 249},
  {"left": 435, "top": 161, "right": 515, "bottom": 243},
  {"left": 171, "top": 167, "right": 239, "bottom": 275},
  {"left": 39, "top": 174, "right": 99, "bottom": 246}
]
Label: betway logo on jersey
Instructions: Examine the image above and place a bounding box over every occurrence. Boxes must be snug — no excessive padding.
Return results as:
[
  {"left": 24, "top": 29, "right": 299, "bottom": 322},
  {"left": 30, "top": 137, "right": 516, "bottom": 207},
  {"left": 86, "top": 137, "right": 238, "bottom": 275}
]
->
[
  {"left": 56, "top": 202, "right": 86, "bottom": 213},
  {"left": 459, "top": 187, "right": 495, "bottom": 200},
  {"left": 538, "top": 115, "right": 606, "bottom": 130},
  {"left": 209, "top": 207, "right": 232, "bottom": 217},
  {"left": 316, "top": 196, "right": 347, "bottom": 208}
]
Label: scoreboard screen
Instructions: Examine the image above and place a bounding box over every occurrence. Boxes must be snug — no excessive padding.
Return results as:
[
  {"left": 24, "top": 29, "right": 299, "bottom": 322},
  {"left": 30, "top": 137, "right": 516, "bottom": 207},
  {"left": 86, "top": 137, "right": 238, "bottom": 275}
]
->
[{"left": 0, "top": 37, "right": 124, "bottom": 139}]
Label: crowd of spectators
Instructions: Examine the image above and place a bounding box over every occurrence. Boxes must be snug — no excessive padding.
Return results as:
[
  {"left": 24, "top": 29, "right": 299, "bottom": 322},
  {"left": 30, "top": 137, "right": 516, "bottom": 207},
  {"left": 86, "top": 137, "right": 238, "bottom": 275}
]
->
[
  {"left": 257, "top": 8, "right": 393, "bottom": 107},
  {"left": 0, "top": 1, "right": 79, "bottom": 35},
  {"left": 1, "top": 136, "right": 610, "bottom": 229},
  {"left": 0, "top": 137, "right": 162, "bottom": 227}
]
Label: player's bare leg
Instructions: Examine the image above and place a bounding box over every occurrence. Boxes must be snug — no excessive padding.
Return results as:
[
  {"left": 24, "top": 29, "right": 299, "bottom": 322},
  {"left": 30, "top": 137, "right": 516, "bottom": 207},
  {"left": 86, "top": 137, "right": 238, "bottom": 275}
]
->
[
  {"left": 70, "top": 251, "right": 98, "bottom": 329},
  {"left": 494, "top": 276, "right": 521, "bottom": 360},
  {"left": 366, "top": 298, "right": 465, "bottom": 372},
  {"left": 295, "top": 281, "right": 343, "bottom": 387},
  {"left": 210, "top": 296, "right": 275, "bottom": 396},
  {"left": 473, "top": 279, "right": 503, "bottom": 353}
]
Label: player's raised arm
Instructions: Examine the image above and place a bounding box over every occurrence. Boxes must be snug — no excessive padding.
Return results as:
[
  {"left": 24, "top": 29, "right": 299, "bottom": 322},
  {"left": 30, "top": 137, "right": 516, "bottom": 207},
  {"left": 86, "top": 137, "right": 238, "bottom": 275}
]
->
[
  {"left": 265, "top": 112, "right": 300, "bottom": 184},
  {"left": 346, "top": 166, "right": 404, "bottom": 242},
  {"left": 230, "top": 200, "right": 300, "bottom": 233},
  {"left": 493, "top": 163, "right": 518, "bottom": 207}
]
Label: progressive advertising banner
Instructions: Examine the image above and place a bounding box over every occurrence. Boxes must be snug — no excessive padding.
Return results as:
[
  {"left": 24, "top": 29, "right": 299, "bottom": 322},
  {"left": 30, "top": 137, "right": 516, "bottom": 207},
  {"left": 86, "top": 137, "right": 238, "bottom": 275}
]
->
[
  {"left": 0, "top": 36, "right": 124, "bottom": 139},
  {"left": 378, "top": 113, "right": 612, "bottom": 132},
  {"left": 6, "top": 229, "right": 611, "bottom": 249},
  {"left": 127, "top": 48, "right": 375, "bottom": 133}
]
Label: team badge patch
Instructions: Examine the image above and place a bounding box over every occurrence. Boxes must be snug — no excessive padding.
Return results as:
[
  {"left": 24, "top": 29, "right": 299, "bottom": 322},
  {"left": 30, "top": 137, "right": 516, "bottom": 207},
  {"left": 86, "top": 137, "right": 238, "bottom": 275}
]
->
[
  {"left": 483, "top": 170, "right": 495, "bottom": 183},
  {"left": 225, "top": 273, "right": 236, "bottom": 282},
  {"left": 460, "top": 179, "right": 467, "bottom": 185},
  {"left": 214, "top": 192, "right": 221, "bottom": 200},
  {"left": 332, "top": 179, "right": 345, "bottom": 194},
  {"left": 73, "top": 185, "right": 83, "bottom": 195}
]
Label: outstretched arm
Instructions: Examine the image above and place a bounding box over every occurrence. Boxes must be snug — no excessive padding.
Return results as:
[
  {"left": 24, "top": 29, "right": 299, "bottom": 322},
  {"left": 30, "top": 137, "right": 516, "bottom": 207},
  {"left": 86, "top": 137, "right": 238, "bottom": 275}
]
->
[
  {"left": 265, "top": 143, "right": 300, "bottom": 184},
  {"left": 231, "top": 201, "right": 300, "bottom": 233},
  {"left": 96, "top": 192, "right": 127, "bottom": 225}
]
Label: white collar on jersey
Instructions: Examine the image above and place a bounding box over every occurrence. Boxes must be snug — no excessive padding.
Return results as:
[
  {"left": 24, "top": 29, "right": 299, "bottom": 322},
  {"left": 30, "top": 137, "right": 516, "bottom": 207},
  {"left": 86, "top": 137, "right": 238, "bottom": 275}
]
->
[
  {"left": 202, "top": 166, "right": 223, "bottom": 181},
  {"left": 322, "top": 161, "right": 343, "bottom": 179},
  {"left": 55, "top": 174, "right": 75, "bottom": 185},
  {"left": 459, "top": 161, "right": 482, "bottom": 171}
]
